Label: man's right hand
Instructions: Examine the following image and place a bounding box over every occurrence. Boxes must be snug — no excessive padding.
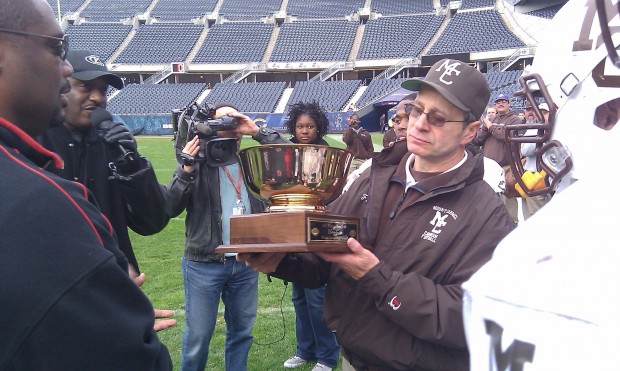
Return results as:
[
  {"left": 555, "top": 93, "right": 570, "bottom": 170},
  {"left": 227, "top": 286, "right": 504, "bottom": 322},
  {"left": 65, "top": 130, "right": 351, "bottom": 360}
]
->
[
  {"left": 181, "top": 136, "right": 200, "bottom": 173},
  {"left": 236, "top": 252, "right": 287, "bottom": 274},
  {"left": 481, "top": 115, "right": 493, "bottom": 129}
]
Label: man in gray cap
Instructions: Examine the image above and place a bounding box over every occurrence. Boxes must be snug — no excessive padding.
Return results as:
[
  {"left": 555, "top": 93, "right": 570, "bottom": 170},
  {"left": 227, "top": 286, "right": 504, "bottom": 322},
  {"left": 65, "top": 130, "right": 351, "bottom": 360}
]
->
[
  {"left": 38, "top": 49, "right": 169, "bottom": 281},
  {"left": 238, "top": 58, "right": 516, "bottom": 370}
]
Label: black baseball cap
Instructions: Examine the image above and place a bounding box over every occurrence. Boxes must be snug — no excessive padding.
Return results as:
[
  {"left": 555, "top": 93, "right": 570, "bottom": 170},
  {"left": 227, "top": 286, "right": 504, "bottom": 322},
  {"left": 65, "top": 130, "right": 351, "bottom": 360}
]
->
[
  {"left": 401, "top": 58, "right": 490, "bottom": 119},
  {"left": 66, "top": 49, "right": 124, "bottom": 90}
]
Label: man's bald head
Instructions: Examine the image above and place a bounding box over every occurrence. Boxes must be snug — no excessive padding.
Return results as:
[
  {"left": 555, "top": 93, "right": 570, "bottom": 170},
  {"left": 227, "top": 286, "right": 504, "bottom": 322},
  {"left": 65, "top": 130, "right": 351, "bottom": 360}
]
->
[{"left": 0, "top": 0, "right": 37, "bottom": 33}]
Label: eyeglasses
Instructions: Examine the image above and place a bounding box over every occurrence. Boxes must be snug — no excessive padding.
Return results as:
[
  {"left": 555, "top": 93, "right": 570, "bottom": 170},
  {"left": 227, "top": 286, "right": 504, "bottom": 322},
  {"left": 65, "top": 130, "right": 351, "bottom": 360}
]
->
[
  {"left": 495, "top": 100, "right": 509, "bottom": 104},
  {"left": 350, "top": 120, "right": 360, "bottom": 125},
  {"left": 0, "top": 28, "right": 69, "bottom": 60},
  {"left": 406, "top": 103, "right": 467, "bottom": 127}
]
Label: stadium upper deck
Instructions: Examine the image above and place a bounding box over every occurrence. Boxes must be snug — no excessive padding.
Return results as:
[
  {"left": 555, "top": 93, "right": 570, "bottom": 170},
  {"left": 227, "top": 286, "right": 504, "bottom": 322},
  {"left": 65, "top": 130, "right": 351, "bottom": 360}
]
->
[{"left": 48, "top": 0, "right": 567, "bottom": 125}]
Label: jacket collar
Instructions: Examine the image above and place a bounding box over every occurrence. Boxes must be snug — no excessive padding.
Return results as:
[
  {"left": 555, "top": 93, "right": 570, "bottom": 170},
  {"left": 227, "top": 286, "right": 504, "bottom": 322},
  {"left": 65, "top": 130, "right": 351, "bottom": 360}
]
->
[{"left": 0, "top": 117, "right": 63, "bottom": 169}]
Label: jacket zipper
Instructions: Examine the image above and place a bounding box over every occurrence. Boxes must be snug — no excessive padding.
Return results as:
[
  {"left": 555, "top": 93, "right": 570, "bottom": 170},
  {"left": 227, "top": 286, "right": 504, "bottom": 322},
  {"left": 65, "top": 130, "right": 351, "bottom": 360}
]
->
[{"left": 388, "top": 191, "right": 407, "bottom": 219}]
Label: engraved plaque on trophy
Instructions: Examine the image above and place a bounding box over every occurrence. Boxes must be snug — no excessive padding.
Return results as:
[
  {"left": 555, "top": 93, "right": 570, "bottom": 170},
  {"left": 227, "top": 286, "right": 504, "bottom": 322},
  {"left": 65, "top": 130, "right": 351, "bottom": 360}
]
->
[{"left": 214, "top": 144, "right": 359, "bottom": 253}]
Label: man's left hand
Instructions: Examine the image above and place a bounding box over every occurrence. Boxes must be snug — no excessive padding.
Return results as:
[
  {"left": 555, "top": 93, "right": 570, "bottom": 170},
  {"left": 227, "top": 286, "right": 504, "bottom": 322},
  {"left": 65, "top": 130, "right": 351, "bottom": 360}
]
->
[
  {"left": 227, "top": 111, "right": 261, "bottom": 137},
  {"left": 316, "top": 238, "right": 380, "bottom": 280}
]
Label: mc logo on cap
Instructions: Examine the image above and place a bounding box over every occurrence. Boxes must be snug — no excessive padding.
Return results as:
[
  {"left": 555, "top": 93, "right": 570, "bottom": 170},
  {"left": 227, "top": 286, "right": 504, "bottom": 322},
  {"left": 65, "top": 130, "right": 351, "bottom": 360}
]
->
[
  {"left": 400, "top": 58, "right": 491, "bottom": 119},
  {"left": 436, "top": 59, "right": 462, "bottom": 85}
]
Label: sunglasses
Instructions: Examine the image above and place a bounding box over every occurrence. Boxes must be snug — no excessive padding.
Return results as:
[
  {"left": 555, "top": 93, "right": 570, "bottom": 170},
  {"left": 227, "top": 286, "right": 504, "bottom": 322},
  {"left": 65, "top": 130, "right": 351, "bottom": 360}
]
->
[
  {"left": 406, "top": 103, "right": 466, "bottom": 127},
  {"left": 0, "top": 28, "right": 69, "bottom": 60}
]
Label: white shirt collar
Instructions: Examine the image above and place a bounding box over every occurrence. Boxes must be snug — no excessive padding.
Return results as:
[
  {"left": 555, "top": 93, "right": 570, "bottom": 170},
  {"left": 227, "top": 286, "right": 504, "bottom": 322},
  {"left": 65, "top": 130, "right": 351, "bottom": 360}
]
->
[{"left": 404, "top": 151, "right": 468, "bottom": 191}]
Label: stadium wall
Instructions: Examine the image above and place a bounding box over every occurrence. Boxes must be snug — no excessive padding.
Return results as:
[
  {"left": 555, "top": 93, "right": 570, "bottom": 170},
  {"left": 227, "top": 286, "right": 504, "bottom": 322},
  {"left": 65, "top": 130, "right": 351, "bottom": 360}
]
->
[{"left": 117, "top": 111, "right": 361, "bottom": 136}]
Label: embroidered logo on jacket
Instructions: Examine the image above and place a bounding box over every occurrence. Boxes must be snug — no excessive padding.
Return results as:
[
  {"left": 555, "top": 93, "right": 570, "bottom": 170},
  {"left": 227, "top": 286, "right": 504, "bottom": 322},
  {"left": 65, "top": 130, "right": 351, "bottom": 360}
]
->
[
  {"left": 388, "top": 296, "right": 401, "bottom": 310},
  {"left": 421, "top": 206, "right": 458, "bottom": 243}
]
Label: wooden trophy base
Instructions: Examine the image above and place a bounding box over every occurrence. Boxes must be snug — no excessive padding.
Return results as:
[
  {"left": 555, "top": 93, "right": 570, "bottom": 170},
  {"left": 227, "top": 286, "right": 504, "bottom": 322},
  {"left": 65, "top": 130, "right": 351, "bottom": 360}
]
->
[{"left": 214, "top": 211, "right": 359, "bottom": 253}]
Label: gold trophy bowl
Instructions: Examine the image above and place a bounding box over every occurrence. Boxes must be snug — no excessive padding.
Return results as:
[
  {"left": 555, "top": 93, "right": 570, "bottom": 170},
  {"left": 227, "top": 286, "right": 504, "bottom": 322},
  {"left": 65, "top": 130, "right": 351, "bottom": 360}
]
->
[{"left": 215, "top": 144, "right": 360, "bottom": 253}]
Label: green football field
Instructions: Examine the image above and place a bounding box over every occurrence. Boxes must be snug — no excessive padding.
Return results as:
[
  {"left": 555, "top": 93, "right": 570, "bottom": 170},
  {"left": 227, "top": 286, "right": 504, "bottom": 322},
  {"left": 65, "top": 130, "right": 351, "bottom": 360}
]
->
[{"left": 132, "top": 133, "right": 385, "bottom": 370}]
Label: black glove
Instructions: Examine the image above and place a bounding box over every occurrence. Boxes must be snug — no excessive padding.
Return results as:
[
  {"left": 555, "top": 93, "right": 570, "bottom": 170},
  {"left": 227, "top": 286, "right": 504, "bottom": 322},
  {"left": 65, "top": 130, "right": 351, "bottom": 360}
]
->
[{"left": 97, "top": 121, "right": 138, "bottom": 161}]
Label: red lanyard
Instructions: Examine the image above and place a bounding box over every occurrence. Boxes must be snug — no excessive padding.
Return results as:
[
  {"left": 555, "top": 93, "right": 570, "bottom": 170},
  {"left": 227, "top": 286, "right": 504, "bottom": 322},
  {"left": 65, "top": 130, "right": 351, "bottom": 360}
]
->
[{"left": 222, "top": 165, "right": 242, "bottom": 200}]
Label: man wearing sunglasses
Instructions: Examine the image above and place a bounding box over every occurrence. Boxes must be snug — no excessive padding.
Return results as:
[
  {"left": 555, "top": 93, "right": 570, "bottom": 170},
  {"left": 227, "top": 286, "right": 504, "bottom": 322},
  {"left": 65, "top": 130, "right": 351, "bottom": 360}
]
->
[
  {"left": 0, "top": 0, "right": 171, "bottom": 369},
  {"left": 238, "top": 58, "right": 515, "bottom": 370}
]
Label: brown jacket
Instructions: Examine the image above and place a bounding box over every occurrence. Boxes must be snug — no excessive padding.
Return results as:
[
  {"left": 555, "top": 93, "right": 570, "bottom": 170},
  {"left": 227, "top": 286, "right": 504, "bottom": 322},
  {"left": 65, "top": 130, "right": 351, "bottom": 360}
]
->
[
  {"left": 472, "top": 110, "right": 522, "bottom": 166},
  {"left": 382, "top": 127, "right": 397, "bottom": 148},
  {"left": 273, "top": 141, "right": 516, "bottom": 370},
  {"left": 343, "top": 126, "right": 374, "bottom": 160}
]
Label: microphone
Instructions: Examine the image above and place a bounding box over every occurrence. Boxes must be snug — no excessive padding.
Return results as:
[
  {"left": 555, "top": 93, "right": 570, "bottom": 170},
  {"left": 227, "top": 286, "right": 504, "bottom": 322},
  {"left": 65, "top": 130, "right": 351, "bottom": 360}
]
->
[
  {"left": 90, "top": 107, "right": 135, "bottom": 161},
  {"left": 195, "top": 122, "right": 213, "bottom": 137}
]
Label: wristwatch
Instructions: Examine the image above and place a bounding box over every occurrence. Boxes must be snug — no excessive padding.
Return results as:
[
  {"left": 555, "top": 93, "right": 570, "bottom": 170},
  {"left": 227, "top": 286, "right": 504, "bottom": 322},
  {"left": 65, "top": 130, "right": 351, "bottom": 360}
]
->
[{"left": 252, "top": 126, "right": 271, "bottom": 141}]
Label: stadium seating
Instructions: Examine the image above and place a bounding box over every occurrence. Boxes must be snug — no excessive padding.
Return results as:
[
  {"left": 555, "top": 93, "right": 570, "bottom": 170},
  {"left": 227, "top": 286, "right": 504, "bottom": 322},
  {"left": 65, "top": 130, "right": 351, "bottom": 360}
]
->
[
  {"left": 107, "top": 83, "right": 207, "bottom": 114},
  {"left": 81, "top": 0, "right": 151, "bottom": 21},
  {"left": 218, "top": 0, "right": 283, "bottom": 20},
  {"left": 46, "top": 0, "right": 85, "bottom": 16},
  {"left": 460, "top": 0, "right": 496, "bottom": 10},
  {"left": 115, "top": 24, "right": 204, "bottom": 64},
  {"left": 51, "top": 0, "right": 557, "bottom": 130},
  {"left": 287, "top": 80, "right": 361, "bottom": 112},
  {"left": 270, "top": 20, "right": 357, "bottom": 62},
  {"left": 150, "top": 0, "right": 218, "bottom": 21},
  {"left": 202, "top": 82, "right": 287, "bottom": 112},
  {"left": 370, "top": 0, "right": 435, "bottom": 15},
  {"left": 428, "top": 10, "right": 526, "bottom": 55},
  {"left": 192, "top": 22, "right": 274, "bottom": 64},
  {"left": 286, "top": 0, "right": 365, "bottom": 19},
  {"left": 355, "top": 78, "right": 408, "bottom": 108},
  {"left": 484, "top": 70, "right": 523, "bottom": 91},
  {"left": 526, "top": 3, "right": 566, "bottom": 19},
  {"left": 66, "top": 23, "right": 132, "bottom": 61},
  {"left": 357, "top": 14, "right": 445, "bottom": 60}
]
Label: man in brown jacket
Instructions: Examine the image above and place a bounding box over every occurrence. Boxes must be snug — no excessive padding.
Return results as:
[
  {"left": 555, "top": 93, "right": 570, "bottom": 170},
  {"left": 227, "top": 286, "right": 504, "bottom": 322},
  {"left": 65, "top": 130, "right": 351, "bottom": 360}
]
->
[
  {"left": 238, "top": 58, "right": 515, "bottom": 370},
  {"left": 472, "top": 94, "right": 523, "bottom": 223},
  {"left": 343, "top": 113, "right": 374, "bottom": 174}
]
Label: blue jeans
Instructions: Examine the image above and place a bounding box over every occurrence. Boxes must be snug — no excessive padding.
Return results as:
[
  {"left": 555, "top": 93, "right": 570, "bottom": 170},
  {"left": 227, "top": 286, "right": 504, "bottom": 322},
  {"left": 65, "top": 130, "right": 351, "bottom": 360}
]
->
[
  {"left": 181, "top": 256, "right": 258, "bottom": 371},
  {"left": 291, "top": 283, "right": 339, "bottom": 368}
]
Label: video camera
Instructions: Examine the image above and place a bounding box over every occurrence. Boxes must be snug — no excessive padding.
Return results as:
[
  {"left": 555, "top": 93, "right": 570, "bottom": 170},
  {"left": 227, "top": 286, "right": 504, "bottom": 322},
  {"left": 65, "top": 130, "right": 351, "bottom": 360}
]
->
[{"left": 172, "top": 101, "right": 239, "bottom": 167}]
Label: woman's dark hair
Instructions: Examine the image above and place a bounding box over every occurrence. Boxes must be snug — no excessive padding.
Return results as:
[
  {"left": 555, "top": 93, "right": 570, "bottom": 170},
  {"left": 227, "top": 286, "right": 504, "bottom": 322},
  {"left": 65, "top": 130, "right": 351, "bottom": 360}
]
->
[{"left": 285, "top": 101, "right": 329, "bottom": 140}]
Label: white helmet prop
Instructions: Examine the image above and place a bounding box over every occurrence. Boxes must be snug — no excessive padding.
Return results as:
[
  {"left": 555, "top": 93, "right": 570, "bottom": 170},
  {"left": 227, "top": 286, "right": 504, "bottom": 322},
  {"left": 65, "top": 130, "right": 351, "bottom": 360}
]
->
[
  {"left": 505, "top": 0, "right": 620, "bottom": 197},
  {"left": 463, "top": 1, "right": 620, "bottom": 370}
]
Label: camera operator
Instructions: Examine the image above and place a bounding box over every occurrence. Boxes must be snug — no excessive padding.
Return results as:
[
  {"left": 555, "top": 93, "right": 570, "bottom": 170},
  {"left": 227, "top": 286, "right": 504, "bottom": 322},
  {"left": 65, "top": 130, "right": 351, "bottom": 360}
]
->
[{"left": 165, "top": 104, "right": 286, "bottom": 371}]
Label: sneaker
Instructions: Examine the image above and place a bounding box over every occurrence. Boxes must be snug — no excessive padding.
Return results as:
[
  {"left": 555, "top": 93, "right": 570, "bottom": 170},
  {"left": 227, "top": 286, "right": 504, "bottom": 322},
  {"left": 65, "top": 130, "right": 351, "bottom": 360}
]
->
[
  {"left": 284, "top": 355, "right": 308, "bottom": 368},
  {"left": 311, "top": 363, "right": 333, "bottom": 371}
]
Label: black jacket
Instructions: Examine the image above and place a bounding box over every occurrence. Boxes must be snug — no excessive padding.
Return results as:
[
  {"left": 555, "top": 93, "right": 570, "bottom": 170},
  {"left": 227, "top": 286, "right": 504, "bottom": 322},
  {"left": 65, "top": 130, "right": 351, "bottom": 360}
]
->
[
  {"left": 37, "top": 125, "right": 169, "bottom": 271},
  {"left": 0, "top": 117, "right": 171, "bottom": 370},
  {"left": 166, "top": 128, "right": 289, "bottom": 262}
]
